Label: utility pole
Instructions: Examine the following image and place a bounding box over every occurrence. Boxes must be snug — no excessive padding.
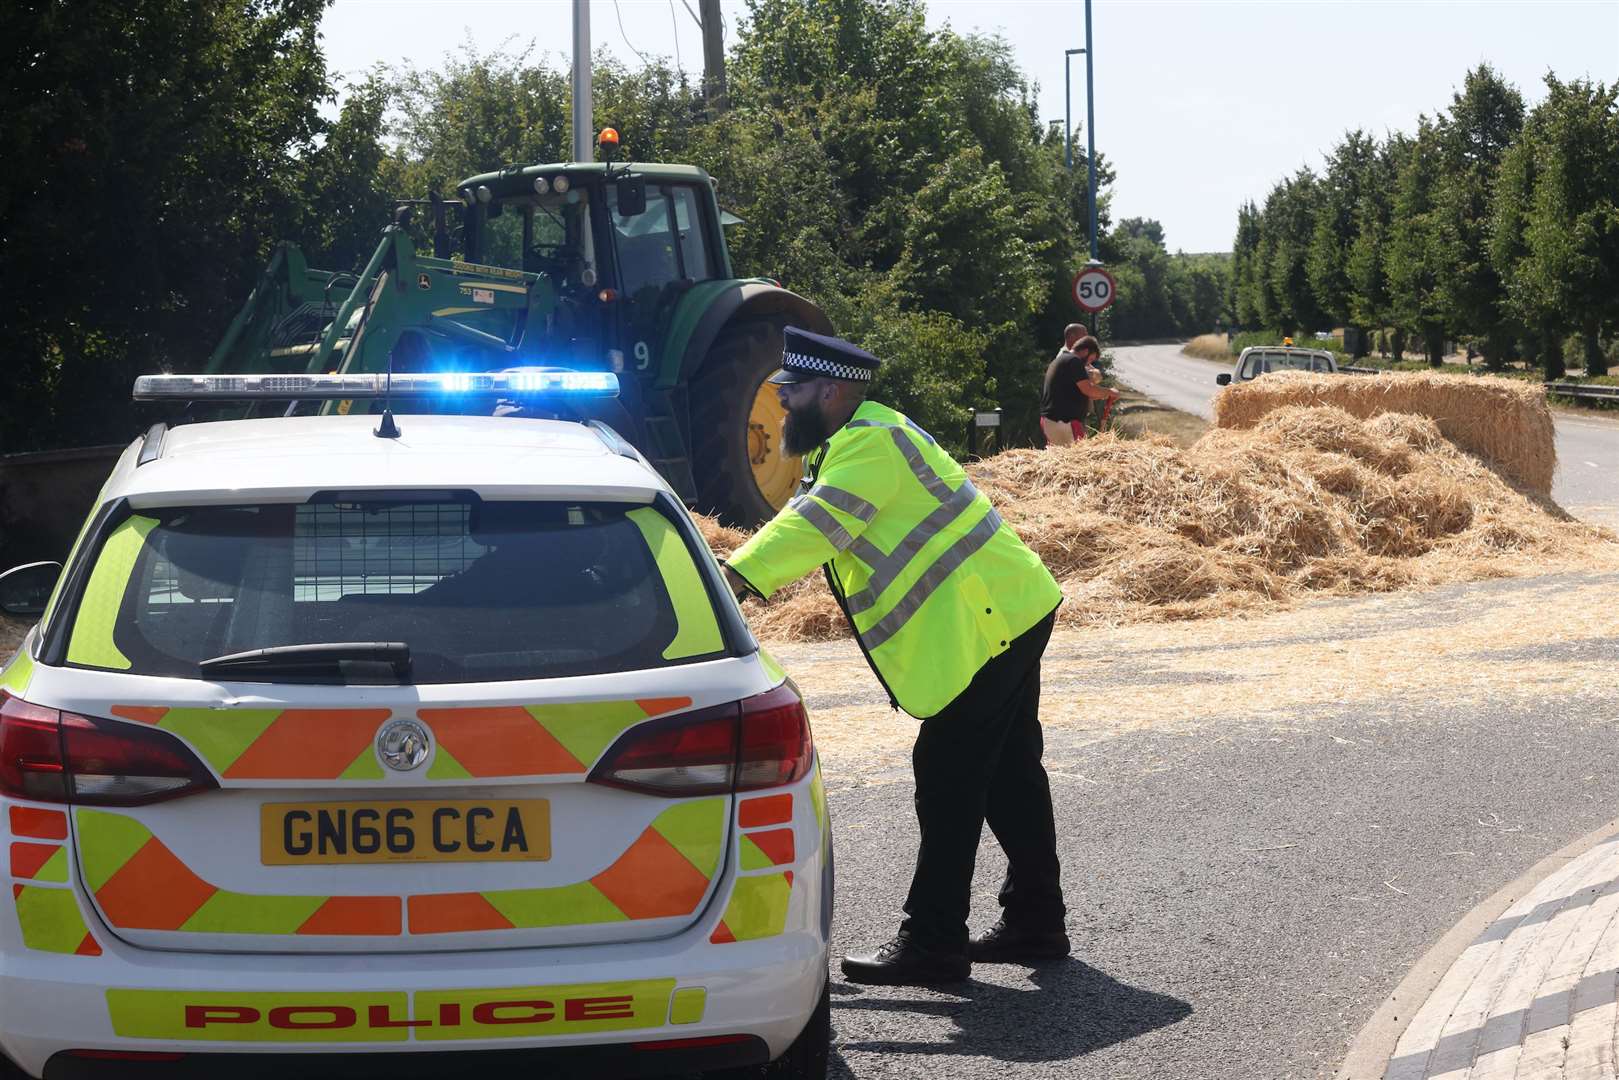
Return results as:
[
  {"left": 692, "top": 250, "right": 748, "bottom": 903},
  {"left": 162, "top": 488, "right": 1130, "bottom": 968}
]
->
[
  {"left": 1084, "top": 0, "right": 1097, "bottom": 262},
  {"left": 571, "top": 0, "right": 593, "bottom": 162},
  {"left": 698, "top": 0, "right": 727, "bottom": 110}
]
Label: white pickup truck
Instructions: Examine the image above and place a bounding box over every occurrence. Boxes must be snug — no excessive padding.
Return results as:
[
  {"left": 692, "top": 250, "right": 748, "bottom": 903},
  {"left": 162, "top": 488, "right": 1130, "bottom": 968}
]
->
[{"left": 1215, "top": 345, "right": 1340, "bottom": 386}]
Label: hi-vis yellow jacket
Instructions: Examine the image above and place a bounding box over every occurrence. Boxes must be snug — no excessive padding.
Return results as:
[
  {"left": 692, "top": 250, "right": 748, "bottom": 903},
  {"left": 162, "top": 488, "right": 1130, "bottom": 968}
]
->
[{"left": 727, "top": 400, "right": 1062, "bottom": 718}]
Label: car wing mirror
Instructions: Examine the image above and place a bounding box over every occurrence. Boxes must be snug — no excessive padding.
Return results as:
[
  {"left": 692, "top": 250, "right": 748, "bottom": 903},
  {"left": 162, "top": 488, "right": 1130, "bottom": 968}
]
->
[
  {"left": 1216, "top": 373, "right": 1232, "bottom": 386},
  {"left": 0, "top": 561, "right": 61, "bottom": 618},
  {"left": 616, "top": 177, "right": 647, "bottom": 218}
]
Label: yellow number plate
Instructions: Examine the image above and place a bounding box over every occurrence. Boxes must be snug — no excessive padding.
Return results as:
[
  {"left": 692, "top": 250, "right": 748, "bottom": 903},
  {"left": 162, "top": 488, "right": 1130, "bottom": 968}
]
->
[{"left": 261, "top": 800, "right": 550, "bottom": 865}]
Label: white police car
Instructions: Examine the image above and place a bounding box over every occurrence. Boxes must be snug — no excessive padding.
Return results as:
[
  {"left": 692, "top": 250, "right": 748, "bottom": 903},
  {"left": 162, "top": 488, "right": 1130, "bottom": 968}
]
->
[{"left": 0, "top": 373, "right": 831, "bottom": 1079}]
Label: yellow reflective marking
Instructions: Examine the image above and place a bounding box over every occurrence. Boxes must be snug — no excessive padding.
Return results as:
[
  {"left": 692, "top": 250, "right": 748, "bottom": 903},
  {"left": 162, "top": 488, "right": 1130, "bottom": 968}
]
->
[
  {"left": 717, "top": 873, "right": 791, "bottom": 941},
  {"left": 339, "top": 744, "right": 384, "bottom": 780},
  {"left": 67, "top": 516, "right": 157, "bottom": 669},
  {"left": 529, "top": 699, "right": 649, "bottom": 771},
  {"left": 15, "top": 886, "right": 91, "bottom": 953},
  {"left": 651, "top": 799, "right": 726, "bottom": 877},
  {"left": 484, "top": 881, "right": 626, "bottom": 929},
  {"left": 106, "top": 990, "right": 410, "bottom": 1043},
  {"left": 427, "top": 743, "right": 473, "bottom": 780},
  {"left": 180, "top": 891, "right": 325, "bottom": 935},
  {"left": 739, "top": 833, "right": 774, "bottom": 871},
  {"left": 34, "top": 847, "right": 70, "bottom": 883},
  {"left": 431, "top": 306, "right": 484, "bottom": 317},
  {"left": 460, "top": 280, "right": 527, "bottom": 294},
  {"left": 626, "top": 508, "right": 723, "bottom": 659},
  {"left": 669, "top": 987, "right": 707, "bottom": 1025},
  {"left": 43, "top": 477, "right": 110, "bottom": 630},
  {"left": 758, "top": 648, "right": 787, "bottom": 687},
  {"left": 155, "top": 708, "right": 281, "bottom": 776},
  {"left": 415, "top": 979, "right": 675, "bottom": 1041},
  {"left": 809, "top": 764, "right": 827, "bottom": 833},
  {"left": 0, "top": 648, "right": 34, "bottom": 695},
  {"left": 76, "top": 808, "right": 154, "bottom": 892}
]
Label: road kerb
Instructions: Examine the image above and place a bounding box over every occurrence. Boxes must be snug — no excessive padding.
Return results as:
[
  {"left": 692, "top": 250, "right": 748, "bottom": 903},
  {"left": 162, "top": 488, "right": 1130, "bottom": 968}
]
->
[{"left": 1337, "top": 812, "right": 1619, "bottom": 1080}]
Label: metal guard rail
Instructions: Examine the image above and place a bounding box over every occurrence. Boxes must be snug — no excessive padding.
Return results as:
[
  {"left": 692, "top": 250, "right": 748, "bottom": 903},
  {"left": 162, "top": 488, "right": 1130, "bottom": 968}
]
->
[{"left": 1340, "top": 365, "right": 1619, "bottom": 402}]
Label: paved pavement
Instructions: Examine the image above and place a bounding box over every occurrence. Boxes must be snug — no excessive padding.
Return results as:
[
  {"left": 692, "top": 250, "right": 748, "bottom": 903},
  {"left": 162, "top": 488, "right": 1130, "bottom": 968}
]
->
[
  {"left": 1108, "top": 344, "right": 1619, "bottom": 529},
  {"left": 809, "top": 571, "right": 1619, "bottom": 1080},
  {"left": 1363, "top": 822, "right": 1619, "bottom": 1080}
]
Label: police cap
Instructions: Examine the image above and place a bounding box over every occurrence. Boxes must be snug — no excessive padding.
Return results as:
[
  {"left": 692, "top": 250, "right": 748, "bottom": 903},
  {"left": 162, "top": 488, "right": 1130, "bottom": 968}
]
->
[{"left": 768, "top": 327, "right": 882, "bottom": 385}]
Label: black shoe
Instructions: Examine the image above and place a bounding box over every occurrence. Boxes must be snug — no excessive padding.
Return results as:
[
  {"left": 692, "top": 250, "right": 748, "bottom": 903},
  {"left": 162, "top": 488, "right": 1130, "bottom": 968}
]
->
[
  {"left": 968, "top": 918, "right": 1071, "bottom": 964},
  {"left": 840, "top": 933, "right": 970, "bottom": 986}
]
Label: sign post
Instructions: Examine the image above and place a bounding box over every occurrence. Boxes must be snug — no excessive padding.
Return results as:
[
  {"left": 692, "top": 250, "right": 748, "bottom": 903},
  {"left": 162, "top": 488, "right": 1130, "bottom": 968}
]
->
[{"left": 1071, "top": 263, "right": 1116, "bottom": 335}]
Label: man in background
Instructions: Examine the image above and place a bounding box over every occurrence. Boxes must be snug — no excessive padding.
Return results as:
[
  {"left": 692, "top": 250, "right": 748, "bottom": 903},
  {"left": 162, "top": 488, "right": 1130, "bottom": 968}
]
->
[{"left": 1039, "top": 326, "right": 1118, "bottom": 446}]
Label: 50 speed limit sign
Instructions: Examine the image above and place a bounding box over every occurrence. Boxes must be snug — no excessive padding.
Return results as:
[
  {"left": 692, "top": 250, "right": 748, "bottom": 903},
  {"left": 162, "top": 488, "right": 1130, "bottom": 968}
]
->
[{"left": 1071, "top": 266, "right": 1117, "bottom": 313}]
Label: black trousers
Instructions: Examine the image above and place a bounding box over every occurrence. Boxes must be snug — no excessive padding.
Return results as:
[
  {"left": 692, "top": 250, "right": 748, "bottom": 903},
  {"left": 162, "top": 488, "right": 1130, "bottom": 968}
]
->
[{"left": 899, "top": 610, "right": 1065, "bottom": 950}]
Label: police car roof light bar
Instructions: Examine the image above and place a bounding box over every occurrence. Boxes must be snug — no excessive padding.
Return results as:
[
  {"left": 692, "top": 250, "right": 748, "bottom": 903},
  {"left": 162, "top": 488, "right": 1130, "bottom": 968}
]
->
[{"left": 132, "top": 370, "right": 621, "bottom": 401}]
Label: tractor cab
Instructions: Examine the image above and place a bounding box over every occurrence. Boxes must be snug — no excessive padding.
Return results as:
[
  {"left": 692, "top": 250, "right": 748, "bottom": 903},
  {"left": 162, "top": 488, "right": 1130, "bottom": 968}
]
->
[
  {"left": 199, "top": 138, "right": 830, "bottom": 526},
  {"left": 450, "top": 158, "right": 729, "bottom": 382}
]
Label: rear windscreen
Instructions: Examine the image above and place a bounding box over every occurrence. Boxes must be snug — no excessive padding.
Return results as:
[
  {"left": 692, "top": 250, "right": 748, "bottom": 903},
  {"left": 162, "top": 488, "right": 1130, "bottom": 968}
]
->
[{"left": 64, "top": 499, "right": 728, "bottom": 683}]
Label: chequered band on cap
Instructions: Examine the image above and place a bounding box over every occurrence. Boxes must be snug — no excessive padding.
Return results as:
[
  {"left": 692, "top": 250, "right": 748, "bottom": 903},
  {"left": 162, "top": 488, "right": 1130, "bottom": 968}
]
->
[{"left": 783, "top": 352, "right": 875, "bottom": 381}]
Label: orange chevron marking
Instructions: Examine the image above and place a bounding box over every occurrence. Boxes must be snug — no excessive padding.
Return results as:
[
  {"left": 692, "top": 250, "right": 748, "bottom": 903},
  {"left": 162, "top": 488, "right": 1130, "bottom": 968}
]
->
[
  {"left": 592, "top": 828, "right": 710, "bottom": 920},
  {"left": 75, "top": 932, "right": 102, "bottom": 956},
  {"left": 635, "top": 696, "right": 694, "bottom": 717},
  {"left": 298, "top": 896, "right": 401, "bottom": 936},
  {"left": 739, "top": 794, "right": 792, "bottom": 828},
  {"left": 407, "top": 891, "right": 514, "bottom": 934},
  {"left": 96, "top": 838, "right": 216, "bottom": 930},
  {"left": 110, "top": 706, "right": 168, "bottom": 725},
  {"left": 9, "top": 842, "right": 60, "bottom": 879},
  {"left": 745, "top": 828, "right": 796, "bottom": 866},
  {"left": 418, "top": 706, "right": 584, "bottom": 777},
  {"left": 224, "top": 709, "right": 389, "bottom": 779},
  {"left": 9, "top": 806, "right": 67, "bottom": 840},
  {"left": 709, "top": 921, "right": 736, "bottom": 944}
]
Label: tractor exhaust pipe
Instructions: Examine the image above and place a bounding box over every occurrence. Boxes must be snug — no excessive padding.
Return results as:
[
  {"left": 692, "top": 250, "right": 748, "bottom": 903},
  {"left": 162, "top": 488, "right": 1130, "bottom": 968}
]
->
[{"left": 571, "top": 0, "right": 592, "bottom": 162}]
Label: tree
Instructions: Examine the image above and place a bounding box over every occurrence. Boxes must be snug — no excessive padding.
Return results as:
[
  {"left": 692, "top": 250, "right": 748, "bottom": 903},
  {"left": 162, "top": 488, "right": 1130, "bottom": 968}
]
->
[
  {"left": 1231, "top": 200, "right": 1264, "bottom": 328},
  {"left": 1307, "top": 130, "right": 1377, "bottom": 336},
  {"left": 1434, "top": 64, "right": 1523, "bottom": 369},
  {"left": 1492, "top": 76, "right": 1619, "bottom": 378},
  {"left": 1385, "top": 118, "right": 1448, "bottom": 365},
  {"left": 1262, "top": 171, "right": 1324, "bottom": 335},
  {"left": 0, "top": 0, "right": 334, "bottom": 451},
  {"left": 1346, "top": 134, "right": 1408, "bottom": 343}
]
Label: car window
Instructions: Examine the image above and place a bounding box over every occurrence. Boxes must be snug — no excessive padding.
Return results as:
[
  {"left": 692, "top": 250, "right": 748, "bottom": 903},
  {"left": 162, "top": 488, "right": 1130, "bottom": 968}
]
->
[{"left": 64, "top": 500, "right": 727, "bottom": 683}]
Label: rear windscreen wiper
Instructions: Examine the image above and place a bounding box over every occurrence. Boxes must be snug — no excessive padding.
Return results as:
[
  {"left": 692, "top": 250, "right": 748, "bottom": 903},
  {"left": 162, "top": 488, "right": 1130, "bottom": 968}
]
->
[{"left": 199, "top": 642, "right": 412, "bottom": 681}]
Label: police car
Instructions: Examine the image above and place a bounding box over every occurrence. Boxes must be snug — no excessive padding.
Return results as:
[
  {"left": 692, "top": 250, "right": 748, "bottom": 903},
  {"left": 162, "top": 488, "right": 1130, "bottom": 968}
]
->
[{"left": 0, "top": 372, "right": 831, "bottom": 1079}]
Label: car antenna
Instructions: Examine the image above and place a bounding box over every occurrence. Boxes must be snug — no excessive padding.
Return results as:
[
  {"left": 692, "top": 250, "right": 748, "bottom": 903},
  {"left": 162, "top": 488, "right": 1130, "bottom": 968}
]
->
[{"left": 375, "top": 343, "right": 401, "bottom": 439}]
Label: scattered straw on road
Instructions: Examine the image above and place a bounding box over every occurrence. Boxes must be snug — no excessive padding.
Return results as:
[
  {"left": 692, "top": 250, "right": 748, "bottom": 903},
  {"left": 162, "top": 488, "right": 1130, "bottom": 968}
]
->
[{"left": 701, "top": 402, "right": 1612, "bottom": 644}]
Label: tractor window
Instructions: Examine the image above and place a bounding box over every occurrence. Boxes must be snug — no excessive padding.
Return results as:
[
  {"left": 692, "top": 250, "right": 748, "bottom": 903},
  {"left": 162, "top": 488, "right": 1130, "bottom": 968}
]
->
[
  {"left": 609, "top": 186, "right": 679, "bottom": 298},
  {"left": 671, "top": 186, "right": 713, "bottom": 279},
  {"left": 475, "top": 193, "right": 596, "bottom": 286}
]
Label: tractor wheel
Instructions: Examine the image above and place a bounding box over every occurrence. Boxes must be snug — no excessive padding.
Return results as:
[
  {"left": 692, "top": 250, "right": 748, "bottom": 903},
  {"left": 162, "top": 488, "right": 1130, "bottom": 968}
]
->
[{"left": 690, "top": 318, "right": 802, "bottom": 527}]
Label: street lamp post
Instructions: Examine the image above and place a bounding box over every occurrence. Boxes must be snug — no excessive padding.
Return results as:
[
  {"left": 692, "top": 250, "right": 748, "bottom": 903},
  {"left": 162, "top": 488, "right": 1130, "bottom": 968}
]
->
[{"left": 1062, "top": 0, "right": 1099, "bottom": 263}]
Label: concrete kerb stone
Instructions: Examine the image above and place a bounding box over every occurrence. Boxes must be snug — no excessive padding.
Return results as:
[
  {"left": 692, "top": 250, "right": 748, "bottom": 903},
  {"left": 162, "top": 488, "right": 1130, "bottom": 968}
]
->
[{"left": 1339, "top": 814, "right": 1619, "bottom": 1080}]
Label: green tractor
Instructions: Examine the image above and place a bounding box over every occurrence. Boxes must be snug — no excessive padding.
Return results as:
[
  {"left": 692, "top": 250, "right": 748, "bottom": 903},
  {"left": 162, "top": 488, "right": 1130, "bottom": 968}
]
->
[{"left": 206, "top": 152, "right": 829, "bottom": 525}]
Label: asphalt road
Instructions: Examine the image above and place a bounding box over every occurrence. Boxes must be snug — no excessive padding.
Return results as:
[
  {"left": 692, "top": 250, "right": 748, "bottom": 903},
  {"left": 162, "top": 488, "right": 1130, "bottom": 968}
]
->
[
  {"left": 820, "top": 571, "right": 1619, "bottom": 1080},
  {"left": 1108, "top": 343, "right": 1619, "bottom": 529}
]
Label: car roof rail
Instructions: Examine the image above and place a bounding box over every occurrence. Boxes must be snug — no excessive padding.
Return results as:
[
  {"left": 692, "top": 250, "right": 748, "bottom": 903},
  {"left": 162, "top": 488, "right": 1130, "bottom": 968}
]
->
[
  {"left": 136, "top": 422, "right": 167, "bottom": 466},
  {"left": 587, "top": 420, "right": 639, "bottom": 460}
]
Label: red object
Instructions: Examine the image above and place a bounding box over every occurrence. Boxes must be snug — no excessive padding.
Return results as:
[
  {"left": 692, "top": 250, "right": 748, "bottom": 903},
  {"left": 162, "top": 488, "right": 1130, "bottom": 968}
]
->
[
  {"left": 0, "top": 691, "right": 216, "bottom": 806},
  {"left": 589, "top": 684, "right": 811, "bottom": 796}
]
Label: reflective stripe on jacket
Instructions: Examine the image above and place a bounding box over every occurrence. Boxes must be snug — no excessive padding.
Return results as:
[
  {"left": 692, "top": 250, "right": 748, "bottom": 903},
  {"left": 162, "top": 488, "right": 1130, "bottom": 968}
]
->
[{"left": 728, "top": 400, "right": 1062, "bottom": 718}]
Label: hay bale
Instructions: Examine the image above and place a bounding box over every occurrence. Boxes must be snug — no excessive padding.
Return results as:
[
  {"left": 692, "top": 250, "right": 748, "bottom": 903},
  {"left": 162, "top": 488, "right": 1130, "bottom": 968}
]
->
[
  {"left": 697, "top": 405, "right": 1612, "bottom": 644},
  {"left": 1212, "top": 371, "right": 1555, "bottom": 496}
]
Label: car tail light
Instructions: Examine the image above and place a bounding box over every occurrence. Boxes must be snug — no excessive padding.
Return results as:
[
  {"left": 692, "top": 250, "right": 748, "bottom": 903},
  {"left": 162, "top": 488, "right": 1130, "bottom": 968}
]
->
[
  {"left": 736, "top": 681, "right": 812, "bottom": 791},
  {"left": 0, "top": 691, "right": 217, "bottom": 806},
  {"left": 589, "top": 683, "right": 813, "bottom": 797}
]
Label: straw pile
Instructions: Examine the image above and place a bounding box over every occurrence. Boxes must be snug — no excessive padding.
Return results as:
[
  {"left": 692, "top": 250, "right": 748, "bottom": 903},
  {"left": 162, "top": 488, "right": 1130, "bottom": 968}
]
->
[
  {"left": 1213, "top": 370, "right": 1556, "bottom": 496},
  {"left": 699, "top": 404, "right": 1612, "bottom": 642}
]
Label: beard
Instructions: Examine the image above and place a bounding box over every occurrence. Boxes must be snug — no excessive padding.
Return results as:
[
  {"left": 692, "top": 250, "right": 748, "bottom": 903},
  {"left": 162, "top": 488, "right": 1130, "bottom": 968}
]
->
[{"left": 782, "top": 399, "right": 834, "bottom": 457}]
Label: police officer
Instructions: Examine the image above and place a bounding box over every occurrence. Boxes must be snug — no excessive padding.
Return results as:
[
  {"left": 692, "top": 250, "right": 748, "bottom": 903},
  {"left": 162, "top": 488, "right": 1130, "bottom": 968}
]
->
[{"left": 722, "top": 327, "right": 1069, "bottom": 987}]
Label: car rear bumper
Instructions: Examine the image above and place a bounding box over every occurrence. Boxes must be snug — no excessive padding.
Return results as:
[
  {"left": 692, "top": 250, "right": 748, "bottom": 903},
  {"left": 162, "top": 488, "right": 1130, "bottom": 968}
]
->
[{"left": 0, "top": 924, "right": 827, "bottom": 1078}]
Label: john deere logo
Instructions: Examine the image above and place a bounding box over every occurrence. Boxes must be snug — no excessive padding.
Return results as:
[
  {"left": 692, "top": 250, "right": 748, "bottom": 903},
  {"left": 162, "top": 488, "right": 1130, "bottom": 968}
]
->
[{"left": 376, "top": 718, "right": 431, "bottom": 772}]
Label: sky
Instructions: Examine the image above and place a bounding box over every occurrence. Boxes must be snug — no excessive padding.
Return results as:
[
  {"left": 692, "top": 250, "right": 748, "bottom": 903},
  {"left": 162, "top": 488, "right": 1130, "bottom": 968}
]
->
[{"left": 321, "top": 0, "right": 1619, "bottom": 254}]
